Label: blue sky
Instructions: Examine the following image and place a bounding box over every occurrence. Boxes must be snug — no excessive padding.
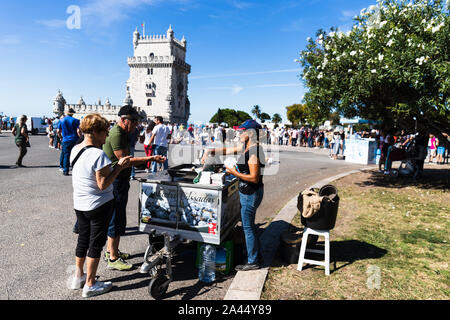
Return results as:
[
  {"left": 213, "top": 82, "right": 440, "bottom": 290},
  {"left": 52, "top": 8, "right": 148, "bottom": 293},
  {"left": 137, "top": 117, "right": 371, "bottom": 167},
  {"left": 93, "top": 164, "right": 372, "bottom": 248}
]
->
[{"left": 0, "top": 0, "right": 375, "bottom": 123}]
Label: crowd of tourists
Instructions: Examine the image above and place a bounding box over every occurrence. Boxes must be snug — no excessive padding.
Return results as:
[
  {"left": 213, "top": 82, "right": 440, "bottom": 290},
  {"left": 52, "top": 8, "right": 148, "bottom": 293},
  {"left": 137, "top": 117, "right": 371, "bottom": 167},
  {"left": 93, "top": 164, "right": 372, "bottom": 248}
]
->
[{"left": 4, "top": 111, "right": 449, "bottom": 169}]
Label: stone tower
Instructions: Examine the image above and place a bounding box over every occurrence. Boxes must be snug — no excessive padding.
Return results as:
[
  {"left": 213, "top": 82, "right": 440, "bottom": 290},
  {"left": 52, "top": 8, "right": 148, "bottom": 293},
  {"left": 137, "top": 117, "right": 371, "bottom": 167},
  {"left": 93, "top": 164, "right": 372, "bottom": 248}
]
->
[
  {"left": 53, "top": 90, "right": 66, "bottom": 117},
  {"left": 127, "top": 26, "right": 191, "bottom": 124}
]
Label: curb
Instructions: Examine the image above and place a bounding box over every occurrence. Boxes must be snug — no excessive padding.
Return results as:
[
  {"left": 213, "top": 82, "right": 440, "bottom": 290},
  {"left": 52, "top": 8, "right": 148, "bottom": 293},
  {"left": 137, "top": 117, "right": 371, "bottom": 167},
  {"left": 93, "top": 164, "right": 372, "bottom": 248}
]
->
[{"left": 223, "top": 166, "right": 375, "bottom": 300}]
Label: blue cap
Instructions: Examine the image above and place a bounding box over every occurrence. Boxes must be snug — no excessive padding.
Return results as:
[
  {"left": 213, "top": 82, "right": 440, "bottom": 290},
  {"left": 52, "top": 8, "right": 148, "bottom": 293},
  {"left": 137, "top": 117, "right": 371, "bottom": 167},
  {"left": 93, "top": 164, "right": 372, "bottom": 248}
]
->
[{"left": 237, "top": 119, "right": 262, "bottom": 130}]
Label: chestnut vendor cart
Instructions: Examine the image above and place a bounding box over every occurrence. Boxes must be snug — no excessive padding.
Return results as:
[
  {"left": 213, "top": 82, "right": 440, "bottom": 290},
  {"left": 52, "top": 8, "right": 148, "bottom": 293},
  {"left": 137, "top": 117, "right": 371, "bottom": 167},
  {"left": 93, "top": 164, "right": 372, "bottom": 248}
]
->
[{"left": 137, "top": 169, "right": 240, "bottom": 299}]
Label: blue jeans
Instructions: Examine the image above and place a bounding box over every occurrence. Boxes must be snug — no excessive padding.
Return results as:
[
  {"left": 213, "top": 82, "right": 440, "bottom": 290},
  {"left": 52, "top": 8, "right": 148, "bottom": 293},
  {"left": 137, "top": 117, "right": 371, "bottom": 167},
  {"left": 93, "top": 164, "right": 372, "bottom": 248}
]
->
[
  {"left": 129, "top": 146, "right": 136, "bottom": 177},
  {"left": 151, "top": 145, "right": 168, "bottom": 173},
  {"left": 239, "top": 186, "right": 264, "bottom": 264},
  {"left": 53, "top": 130, "right": 58, "bottom": 148},
  {"left": 108, "top": 178, "right": 130, "bottom": 238},
  {"left": 60, "top": 140, "right": 77, "bottom": 174}
]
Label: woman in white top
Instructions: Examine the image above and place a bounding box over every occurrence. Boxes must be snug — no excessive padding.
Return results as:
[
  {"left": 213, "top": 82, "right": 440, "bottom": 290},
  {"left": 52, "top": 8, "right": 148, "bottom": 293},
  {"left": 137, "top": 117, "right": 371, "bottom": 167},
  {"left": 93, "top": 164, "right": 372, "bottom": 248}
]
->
[{"left": 68, "top": 113, "right": 131, "bottom": 298}]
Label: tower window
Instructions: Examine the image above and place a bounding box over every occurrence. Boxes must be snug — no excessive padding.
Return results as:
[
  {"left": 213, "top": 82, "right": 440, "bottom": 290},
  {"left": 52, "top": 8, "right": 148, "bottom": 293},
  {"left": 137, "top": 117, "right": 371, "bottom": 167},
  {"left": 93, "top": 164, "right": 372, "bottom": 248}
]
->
[{"left": 147, "top": 99, "right": 152, "bottom": 106}]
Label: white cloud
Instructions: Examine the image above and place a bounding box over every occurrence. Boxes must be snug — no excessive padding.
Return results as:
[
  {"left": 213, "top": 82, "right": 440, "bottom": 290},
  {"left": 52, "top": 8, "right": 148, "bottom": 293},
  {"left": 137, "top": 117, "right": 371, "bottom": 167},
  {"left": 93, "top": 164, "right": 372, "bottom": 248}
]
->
[
  {"left": 230, "top": 1, "right": 253, "bottom": 9},
  {"left": 35, "top": 0, "right": 189, "bottom": 28},
  {"left": 82, "top": 0, "right": 194, "bottom": 26},
  {"left": 207, "top": 83, "right": 300, "bottom": 95},
  {"left": 40, "top": 36, "right": 79, "bottom": 48},
  {"left": 231, "top": 85, "right": 244, "bottom": 95},
  {"left": 191, "top": 69, "right": 300, "bottom": 80},
  {"left": 36, "top": 19, "right": 67, "bottom": 28},
  {"left": 82, "top": 0, "right": 158, "bottom": 26},
  {"left": 281, "top": 18, "right": 305, "bottom": 32},
  {"left": 252, "top": 83, "right": 299, "bottom": 88},
  {"left": 340, "top": 10, "right": 359, "bottom": 21}
]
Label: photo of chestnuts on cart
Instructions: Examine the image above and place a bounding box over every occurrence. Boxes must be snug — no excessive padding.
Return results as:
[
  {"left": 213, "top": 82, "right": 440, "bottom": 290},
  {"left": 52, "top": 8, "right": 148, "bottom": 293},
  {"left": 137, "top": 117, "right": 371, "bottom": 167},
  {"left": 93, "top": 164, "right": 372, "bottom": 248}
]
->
[{"left": 180, "top": 201, "right": 218, "bottom": 228}]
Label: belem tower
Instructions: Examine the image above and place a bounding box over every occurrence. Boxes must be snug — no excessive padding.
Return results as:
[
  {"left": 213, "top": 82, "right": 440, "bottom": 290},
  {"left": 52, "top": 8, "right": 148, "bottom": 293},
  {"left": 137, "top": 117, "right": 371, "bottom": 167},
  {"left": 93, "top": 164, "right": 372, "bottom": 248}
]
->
[{"left": 53, "top": 26, "right": 191, "bottom": 124}]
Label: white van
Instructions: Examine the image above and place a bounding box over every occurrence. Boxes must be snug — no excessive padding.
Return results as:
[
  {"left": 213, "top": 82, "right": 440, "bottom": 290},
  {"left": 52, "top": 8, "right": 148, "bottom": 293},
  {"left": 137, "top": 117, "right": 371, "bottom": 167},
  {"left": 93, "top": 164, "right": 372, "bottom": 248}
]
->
[{"left": 26, "top": 117, "right": 48, "bottom": 135}]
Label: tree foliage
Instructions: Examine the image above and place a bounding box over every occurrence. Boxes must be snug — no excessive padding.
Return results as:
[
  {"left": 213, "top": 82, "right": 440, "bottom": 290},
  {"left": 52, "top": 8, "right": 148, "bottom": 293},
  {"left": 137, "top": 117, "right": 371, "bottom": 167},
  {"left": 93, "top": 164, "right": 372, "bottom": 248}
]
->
[
  {"left": 210, "top": 108, "right": 252, "bottom": 127},
  {"left": 286, "top": 104, "right": 308, "bottom": 126},
  {"left": 251, "top": 105, "right": 262, "bottom": 119},
  {"left": 272, "top": 113, "right": 283, "bottom": 124},
  {"left": 298, "top": 0, "right": 449, "bottom": 140},
  {"left": 260, "top": 112, "right": 271, "bottom": 123}
]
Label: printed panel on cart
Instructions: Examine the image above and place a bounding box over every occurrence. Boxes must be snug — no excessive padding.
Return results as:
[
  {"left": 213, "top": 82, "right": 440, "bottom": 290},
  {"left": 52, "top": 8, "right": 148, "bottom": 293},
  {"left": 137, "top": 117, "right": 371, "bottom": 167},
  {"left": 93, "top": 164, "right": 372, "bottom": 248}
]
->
[
  {"left": 141, "top": 183, "right": 178, "bottom": 228},
  {"left": 178, "top": 186, "right": 221, "bottom": 244}
]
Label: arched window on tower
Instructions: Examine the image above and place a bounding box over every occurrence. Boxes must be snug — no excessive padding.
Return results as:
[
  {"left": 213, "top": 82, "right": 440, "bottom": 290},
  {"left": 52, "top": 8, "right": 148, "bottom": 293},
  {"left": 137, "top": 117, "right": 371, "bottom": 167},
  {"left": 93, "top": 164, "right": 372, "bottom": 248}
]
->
[{"left": 147, "top": 99, "right": 152, "bottom": 106}]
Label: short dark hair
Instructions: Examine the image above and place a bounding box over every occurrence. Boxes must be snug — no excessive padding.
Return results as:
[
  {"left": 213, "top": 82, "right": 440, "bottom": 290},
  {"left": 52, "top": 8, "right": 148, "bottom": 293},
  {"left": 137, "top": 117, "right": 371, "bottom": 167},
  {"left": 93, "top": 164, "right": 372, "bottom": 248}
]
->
[
  {"left": 119, "top": 105, "right": 141, "bottom": 120},
  {"left": 155, "top": 116, "right": 163, "bottom": 123},
  {"left": 147, "top": 121, "right": 156, "bottom": 131}
]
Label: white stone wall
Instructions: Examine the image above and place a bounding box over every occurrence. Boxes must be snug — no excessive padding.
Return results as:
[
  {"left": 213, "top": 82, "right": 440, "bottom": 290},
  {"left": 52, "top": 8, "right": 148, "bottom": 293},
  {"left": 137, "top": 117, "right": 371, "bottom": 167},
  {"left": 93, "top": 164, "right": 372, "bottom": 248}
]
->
[
  {"left": 127, "top": 28, "right": 191, "bottom": 124},
  {"left": 68, "top": 104, "right": 122, "bottom": 122}
]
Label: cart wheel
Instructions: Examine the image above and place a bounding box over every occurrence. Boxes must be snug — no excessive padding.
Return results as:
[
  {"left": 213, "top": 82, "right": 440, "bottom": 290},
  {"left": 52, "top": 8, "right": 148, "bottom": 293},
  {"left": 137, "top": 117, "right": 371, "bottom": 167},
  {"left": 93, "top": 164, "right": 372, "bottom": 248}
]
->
[{"left": 148, "top": 275, "right": 170, "bottom": 300}]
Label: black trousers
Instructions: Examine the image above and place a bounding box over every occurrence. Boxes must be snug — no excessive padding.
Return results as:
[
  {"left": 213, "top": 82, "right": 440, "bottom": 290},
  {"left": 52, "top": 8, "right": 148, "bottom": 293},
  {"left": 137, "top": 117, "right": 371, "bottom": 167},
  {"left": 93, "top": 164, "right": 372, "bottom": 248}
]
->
[
  {"left": 75, "top": 200, "right": 114, "bottom": 259},
  {"left": 15, "top": 141, "right": 27, "bottom": 166}
]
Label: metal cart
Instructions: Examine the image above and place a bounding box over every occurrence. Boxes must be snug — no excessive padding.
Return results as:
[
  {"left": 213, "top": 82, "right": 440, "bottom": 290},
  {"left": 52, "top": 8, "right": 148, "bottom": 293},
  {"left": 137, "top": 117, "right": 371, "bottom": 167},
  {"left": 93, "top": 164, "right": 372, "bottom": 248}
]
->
[{"left": 137, "top": 173, "right": 240, "bottom": 299}]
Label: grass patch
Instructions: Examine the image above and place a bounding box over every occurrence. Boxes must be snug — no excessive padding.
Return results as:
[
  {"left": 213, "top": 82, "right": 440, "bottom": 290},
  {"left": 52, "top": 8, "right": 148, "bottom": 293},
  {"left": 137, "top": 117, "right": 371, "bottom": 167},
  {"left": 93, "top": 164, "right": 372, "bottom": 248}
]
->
[{"left": 261, "top": 169, "right": 450, "bottom": 300}]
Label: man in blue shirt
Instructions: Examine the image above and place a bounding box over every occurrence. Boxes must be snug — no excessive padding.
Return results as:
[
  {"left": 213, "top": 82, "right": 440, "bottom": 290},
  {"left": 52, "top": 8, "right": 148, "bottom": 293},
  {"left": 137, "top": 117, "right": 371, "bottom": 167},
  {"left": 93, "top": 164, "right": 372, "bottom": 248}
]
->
[{"left": 57, "top": 108, "right": 80, "bottom": 176}]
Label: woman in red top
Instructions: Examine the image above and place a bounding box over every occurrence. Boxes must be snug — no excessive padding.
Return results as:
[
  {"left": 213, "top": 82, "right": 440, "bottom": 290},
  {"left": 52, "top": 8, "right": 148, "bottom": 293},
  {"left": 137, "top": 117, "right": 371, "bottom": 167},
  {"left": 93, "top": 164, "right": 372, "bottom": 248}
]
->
[{"left": 142, "top": 122, "right": 156, "bottom": 172}]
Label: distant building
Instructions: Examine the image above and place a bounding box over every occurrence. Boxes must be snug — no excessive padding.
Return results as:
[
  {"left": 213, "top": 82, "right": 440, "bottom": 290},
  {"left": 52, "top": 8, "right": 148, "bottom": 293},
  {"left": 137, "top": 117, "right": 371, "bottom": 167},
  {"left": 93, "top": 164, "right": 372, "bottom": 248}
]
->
[
  {"left": 52, "top": 91, "right": 127, "bottom": 122},
  {"left": 53, "top": 26, "right": 191, "bottom": 124}
]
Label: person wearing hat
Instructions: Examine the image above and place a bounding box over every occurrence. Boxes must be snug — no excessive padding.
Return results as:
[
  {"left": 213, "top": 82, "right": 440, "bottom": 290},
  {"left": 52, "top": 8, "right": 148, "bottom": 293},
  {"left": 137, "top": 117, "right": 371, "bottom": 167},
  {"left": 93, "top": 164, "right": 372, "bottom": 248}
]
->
[
  {"left": 201, "top": 119, "right": 265, "bottom": 271},
  {"left": 12, "top": 115, "right": 30, "bottom": 167},
  {"left": 57, "top": 108, "right": 81, "bottom": 176},
  {"left": 102, "top": 105, "right": 166, "bottom": 271}
]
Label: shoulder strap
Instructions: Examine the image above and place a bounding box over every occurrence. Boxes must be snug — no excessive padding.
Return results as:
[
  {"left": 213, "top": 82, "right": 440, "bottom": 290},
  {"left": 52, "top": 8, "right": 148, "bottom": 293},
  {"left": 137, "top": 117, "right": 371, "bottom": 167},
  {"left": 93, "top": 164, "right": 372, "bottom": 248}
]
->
[{"left": 71, "top": 145, "right": 97, "bottom": 168}]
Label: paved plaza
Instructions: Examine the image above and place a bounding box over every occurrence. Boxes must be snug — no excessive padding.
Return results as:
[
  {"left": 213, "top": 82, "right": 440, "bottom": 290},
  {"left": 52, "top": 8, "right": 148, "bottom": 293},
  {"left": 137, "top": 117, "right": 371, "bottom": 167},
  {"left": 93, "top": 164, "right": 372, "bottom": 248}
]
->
[{"left": 0, "top": 133, "right": 365, "bottom": 300}]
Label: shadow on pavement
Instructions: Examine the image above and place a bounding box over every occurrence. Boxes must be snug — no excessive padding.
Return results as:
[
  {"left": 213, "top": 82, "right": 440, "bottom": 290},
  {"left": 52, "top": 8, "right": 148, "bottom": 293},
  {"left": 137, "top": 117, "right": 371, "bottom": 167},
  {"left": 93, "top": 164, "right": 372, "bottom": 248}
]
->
[
  {"left": 0, "top": 165, "right": 60, "bottom": 169},
  {"left": 107, "top": 241, "right": 237, "bottom": 300}
]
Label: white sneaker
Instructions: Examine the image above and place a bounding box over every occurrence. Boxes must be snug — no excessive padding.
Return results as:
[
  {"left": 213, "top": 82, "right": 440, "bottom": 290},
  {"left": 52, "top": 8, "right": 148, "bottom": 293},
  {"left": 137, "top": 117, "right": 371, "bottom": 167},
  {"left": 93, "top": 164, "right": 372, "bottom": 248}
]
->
[
  {"left": 82, "top": 281, "right": 113, "bottom": 298},
  {"left": 67, "top": 274, "right": 86, "bottom": 290}
]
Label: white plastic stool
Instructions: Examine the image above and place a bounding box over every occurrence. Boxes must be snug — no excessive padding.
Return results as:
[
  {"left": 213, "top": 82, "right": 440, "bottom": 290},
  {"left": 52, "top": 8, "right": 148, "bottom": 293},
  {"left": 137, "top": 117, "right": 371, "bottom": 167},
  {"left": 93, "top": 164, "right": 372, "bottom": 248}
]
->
[{"left": 297, "top": 227, "right": 330, "bottom": 276}]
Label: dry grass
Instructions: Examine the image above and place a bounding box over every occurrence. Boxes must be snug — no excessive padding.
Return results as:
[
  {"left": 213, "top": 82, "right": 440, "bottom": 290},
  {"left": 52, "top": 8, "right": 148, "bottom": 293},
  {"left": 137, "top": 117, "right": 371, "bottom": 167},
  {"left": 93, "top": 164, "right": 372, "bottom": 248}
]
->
[{"left": 262, "top": 168, "right": 450, "bottom": 300}]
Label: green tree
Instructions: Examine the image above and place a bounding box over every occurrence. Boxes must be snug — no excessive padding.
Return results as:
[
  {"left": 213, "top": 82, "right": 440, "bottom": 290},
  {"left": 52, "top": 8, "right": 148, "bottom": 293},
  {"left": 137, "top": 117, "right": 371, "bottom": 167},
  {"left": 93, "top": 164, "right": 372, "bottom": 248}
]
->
[
  {"left": 236, "top": 111, "right": 252, "bottom": 124},
  {"left": 210, "top": 108, "right": 252, "bottom": 127},
  {"left": 298, "top": 0, "right": 449, "bottom": 144},
  {"left": 286, "top": 104, "right": 308, "bottom": 126},
  {"left": 260, "top": 112, "right": 271, "bottom": 123},
  {"left": 329, "top": 111, "right": 341, "bottom": 126},
  {"left": 251, "top": 105, "right": 262, "bottom": 120},
  {"left": 272, "top": 113, "right": 283, "bottom": 126},
  {"left": 215, "top": 108, "right": 224, "bottom": 124}
]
